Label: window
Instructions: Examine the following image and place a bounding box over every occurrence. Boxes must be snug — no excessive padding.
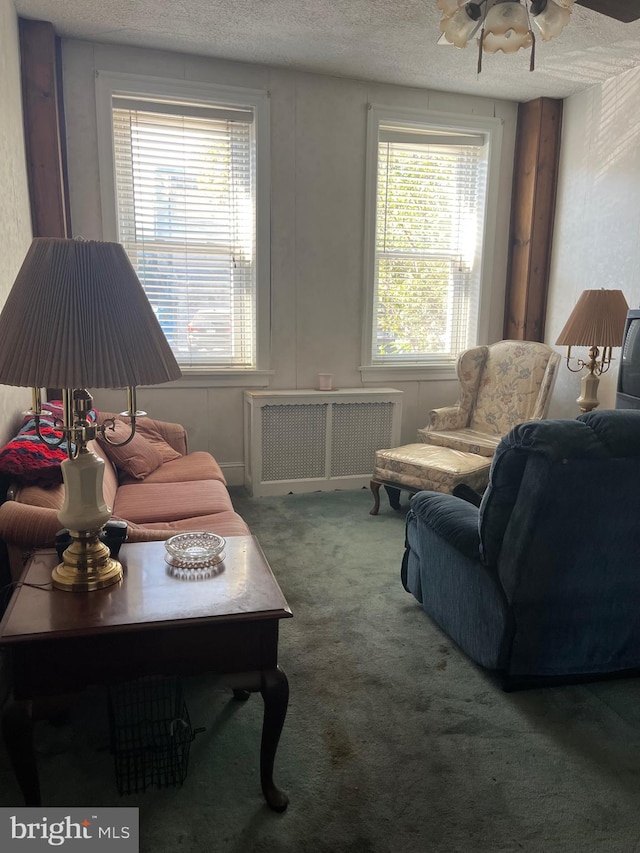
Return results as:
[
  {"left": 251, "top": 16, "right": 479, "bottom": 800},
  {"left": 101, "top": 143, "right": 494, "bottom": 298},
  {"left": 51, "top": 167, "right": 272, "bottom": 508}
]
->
[
  {"left": 96, "top": 72, "right": 270, "bottom": 373},
  {"left": 363, "top": 106, "right": 503, "bottom": 375}
]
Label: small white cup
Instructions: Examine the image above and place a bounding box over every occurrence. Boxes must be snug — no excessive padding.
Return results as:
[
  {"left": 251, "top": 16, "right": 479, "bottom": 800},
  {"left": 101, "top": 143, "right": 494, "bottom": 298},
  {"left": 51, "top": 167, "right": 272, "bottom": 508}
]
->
[{"left": 317, "top": 373, "right": 333, "bottom": 391}]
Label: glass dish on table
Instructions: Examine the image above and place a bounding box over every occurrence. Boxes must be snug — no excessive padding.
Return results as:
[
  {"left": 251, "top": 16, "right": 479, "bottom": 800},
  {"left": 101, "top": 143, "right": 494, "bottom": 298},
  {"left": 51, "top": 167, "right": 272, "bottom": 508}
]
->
[{"left": 164, "top": 532, "right": 226, "bottom": 568}]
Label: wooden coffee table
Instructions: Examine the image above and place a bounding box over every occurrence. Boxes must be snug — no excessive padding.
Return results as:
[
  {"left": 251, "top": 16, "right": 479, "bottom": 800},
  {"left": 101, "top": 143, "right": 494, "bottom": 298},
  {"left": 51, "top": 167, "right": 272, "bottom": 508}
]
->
[{"left": 0, "top": 536, "right": 292, "bottom": 811}]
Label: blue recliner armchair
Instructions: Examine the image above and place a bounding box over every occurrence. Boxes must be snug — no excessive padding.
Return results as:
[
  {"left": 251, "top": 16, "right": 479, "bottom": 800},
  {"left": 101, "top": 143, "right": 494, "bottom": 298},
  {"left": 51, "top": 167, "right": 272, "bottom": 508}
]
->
[{"left": 401, "top": 409, "right": 640, "bottom": 686}]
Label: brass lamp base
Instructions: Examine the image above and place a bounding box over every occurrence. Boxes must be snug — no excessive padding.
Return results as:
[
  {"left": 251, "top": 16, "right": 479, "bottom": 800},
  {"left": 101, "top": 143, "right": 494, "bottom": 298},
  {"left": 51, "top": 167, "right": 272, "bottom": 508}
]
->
[{"left": 52, "top": 529, "right": 123, "bottom": 592}]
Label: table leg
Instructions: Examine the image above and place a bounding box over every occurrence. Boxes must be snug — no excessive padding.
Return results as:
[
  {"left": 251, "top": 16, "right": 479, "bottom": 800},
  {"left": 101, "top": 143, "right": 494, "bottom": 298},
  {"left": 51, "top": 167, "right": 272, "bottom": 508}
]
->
[
  {"left": 2, "top": 699, "right": 41, "bottom": 805},
  {"left": 260, "top": 666, "right": 289, "bottom": 812}
]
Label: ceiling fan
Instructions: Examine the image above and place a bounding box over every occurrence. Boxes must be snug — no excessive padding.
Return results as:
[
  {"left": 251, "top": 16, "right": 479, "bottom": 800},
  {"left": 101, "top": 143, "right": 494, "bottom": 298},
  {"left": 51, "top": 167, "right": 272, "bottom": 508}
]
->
[
  {"left": 576, "top": 0, "right": 640, "bottom": 22},
  {"left": 436, "top": 1, "right": 640, "bottom": 59}
]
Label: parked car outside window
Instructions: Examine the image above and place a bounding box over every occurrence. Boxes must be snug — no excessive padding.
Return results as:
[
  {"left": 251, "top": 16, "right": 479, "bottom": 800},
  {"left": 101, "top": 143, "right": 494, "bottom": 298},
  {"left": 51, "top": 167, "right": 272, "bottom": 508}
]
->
[{"left": 187, "top": 308, "right": 232, "bottom": 353}]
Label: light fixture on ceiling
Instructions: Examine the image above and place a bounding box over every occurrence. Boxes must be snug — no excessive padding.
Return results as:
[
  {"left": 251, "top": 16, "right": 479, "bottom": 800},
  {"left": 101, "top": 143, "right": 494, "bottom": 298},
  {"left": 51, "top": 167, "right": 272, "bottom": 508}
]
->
[{"left": 438, "top": 0, "right": 575, "bottom": 71}]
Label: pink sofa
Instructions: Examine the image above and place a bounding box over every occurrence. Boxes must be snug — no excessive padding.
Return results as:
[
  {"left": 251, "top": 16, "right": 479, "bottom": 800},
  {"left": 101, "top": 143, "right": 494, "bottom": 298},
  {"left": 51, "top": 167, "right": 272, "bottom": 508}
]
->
[{"left": 0, "top": 412, "right": 249, "bottom": 580}]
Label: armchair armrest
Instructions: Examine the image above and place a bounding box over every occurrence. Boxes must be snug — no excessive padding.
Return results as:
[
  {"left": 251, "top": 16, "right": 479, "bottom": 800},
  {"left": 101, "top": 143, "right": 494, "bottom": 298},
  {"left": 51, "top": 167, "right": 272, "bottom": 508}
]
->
[
  {"left": 409, "top": 491, "right": 481, "bottom": 561},
  {"left": 427, "top": 405, "right": 468, "bottom": 432}
]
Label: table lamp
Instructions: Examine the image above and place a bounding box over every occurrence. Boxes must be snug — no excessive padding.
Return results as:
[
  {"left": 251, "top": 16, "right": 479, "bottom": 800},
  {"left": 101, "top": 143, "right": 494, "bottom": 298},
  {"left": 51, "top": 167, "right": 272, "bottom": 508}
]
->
[
  {"left": 0, "top": 237, "right": 182, "bottom": 592},
  {"left": 555, "top": 288, "right": 629, "bottom": 413}
]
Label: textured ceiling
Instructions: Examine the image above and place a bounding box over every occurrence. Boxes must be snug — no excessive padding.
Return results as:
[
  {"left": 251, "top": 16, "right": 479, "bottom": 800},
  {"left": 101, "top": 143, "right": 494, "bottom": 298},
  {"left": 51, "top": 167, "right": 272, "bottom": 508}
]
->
[{"left": 13, "top": 0, "right": 640, "bottom": 102}]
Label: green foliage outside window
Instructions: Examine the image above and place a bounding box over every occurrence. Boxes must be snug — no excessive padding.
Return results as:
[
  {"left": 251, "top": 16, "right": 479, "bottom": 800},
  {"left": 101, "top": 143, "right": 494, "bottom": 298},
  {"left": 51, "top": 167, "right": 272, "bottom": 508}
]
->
[{"left": 373, "top": 135, "right": 480, "bottom": 360}]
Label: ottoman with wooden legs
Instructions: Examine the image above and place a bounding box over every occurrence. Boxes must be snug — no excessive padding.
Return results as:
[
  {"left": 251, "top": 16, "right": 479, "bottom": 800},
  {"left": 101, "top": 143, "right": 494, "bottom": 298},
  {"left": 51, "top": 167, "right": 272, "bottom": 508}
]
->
[{"left": 369, "top": 443, "right": 492, "bottom": 515}]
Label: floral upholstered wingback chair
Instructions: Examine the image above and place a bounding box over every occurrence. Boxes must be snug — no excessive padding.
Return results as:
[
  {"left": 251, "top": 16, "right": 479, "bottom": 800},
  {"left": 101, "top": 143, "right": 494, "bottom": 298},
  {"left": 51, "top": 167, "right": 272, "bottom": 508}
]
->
[{"left": 417, "top": 340, "right": 561, "bottom": 457}]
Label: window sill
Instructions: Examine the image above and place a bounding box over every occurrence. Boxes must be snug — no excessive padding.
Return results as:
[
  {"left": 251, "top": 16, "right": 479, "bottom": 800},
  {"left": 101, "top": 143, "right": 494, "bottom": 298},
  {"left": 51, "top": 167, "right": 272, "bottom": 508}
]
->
[
  {"left": 146, "top": 369, "right": 275, "bottom": 389},
  {"left": 359, "top": 364, "right": 457, "bottom": 383}
]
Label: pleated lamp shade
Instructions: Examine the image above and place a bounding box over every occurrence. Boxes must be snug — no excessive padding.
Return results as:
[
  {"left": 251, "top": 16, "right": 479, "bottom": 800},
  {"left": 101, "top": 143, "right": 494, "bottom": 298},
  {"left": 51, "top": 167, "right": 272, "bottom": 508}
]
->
[
  {"left": 556, "top": 289, "right": 629, "bottom": 348},
  {"left": 0, "top": 238, "right": 182, "bottom": 389}
]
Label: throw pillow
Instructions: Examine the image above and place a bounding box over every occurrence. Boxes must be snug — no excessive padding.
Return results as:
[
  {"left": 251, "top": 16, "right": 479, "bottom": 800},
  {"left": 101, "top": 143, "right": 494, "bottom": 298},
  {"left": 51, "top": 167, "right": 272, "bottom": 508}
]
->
[
  {"left": 97, "top": 420, "right": 164, "bottom": 480},
  {"left": 134, "top": 421, "right": 182, "bottom": 463}
]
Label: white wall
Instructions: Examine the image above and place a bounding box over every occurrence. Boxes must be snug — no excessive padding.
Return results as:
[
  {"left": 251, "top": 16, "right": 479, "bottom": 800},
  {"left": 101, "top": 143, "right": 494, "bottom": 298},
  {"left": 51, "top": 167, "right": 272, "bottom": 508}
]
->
[
  {"left": 547, "top": 66, "right": 640, "bottom": 418},
  {"left": 0, "top": 0, "right": 34, "bottom": 438},
  {"left": 61, "top": 40, "right": 518, "bottom": 483}
]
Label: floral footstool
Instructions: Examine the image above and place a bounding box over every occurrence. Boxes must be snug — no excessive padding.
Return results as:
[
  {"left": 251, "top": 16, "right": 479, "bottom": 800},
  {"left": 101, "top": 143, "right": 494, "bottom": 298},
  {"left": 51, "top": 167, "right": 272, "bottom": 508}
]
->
[{"left": 369, "top": 443, "right": 492, "bottom": 515}]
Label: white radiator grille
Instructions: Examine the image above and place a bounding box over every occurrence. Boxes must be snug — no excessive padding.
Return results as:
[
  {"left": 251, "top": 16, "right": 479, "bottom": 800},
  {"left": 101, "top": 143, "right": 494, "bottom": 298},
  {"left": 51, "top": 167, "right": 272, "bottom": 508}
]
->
[
  {"left": 262, "top": 404, "right": 327, "bottom": 481},
  {"left": 331, "top": 402, "right": 395, "bottom": 477},
  {"left": 244, "top": 389, "right": 403, "bottom": 496}
]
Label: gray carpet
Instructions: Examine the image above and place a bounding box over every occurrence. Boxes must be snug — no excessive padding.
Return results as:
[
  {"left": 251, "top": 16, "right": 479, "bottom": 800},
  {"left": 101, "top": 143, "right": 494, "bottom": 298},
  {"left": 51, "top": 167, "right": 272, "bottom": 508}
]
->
[{"left": 1, "top": 487, "right": 640, "bottom": 852}]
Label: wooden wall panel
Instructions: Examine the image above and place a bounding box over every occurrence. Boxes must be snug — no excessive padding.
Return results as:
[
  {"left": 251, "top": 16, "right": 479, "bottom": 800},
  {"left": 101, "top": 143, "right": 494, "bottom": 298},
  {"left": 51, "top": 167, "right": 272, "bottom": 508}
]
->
[
  {"left": 19, "top": 18, "right": 70, "bottom": 238},
  {"left": 503, "top": 97, "right": 562, "bottom": 342}
]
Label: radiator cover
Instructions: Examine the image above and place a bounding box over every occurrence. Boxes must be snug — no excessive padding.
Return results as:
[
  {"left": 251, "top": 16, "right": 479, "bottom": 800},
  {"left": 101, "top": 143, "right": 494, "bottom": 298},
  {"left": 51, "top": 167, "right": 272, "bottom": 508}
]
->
[{"left": 244, "top": 389, "right": 403, "bottom": 496}]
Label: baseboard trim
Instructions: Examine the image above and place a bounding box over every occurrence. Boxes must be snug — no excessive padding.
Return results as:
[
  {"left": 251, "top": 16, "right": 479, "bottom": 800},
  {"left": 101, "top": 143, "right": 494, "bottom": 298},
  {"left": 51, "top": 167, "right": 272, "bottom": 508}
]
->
[{"left": 220, "top": 462, "right": 244, "bottom": 487}]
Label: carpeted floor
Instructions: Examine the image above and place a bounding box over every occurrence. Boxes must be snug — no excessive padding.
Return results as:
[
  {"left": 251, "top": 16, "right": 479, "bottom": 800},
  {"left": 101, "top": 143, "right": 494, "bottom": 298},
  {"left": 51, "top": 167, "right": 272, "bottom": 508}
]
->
[{"left": 1, "top": 487, "right": 640, "bottom": 852}]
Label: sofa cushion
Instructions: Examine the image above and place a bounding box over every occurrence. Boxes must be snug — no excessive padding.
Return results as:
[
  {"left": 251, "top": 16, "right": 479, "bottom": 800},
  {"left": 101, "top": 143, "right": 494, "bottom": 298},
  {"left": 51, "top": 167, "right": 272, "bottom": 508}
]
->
[
  {"left": 114, "top": 479, "right": 234, "bottom": 524},
  {"left": 128, "top": 510, "right": 250, "bottom": 538},
  {"left": 118, "top": 451, "right": 226, "bottom": 486},
  {"left": 98, "top": 420, "right": 164, "bottom": 480}
]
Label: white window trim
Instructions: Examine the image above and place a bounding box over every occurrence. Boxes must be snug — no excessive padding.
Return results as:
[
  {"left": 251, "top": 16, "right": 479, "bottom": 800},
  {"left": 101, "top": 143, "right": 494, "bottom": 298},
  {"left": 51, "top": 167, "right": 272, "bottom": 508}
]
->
[
  {"left": 359, "top": 103, "right": 504, "bottom": 382},
  {"left": 95, "top": 70, "right": 271, "bottom": 383}
]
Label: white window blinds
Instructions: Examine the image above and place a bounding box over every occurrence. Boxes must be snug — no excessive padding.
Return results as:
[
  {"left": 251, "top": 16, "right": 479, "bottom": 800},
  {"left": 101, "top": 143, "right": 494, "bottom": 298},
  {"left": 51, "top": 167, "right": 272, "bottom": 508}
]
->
[
  {"left": 372, "top": 122, "right": 488, "bottom": 365},
  {"left": 112, "top": 96, "right": 257, "bottom": 369}
]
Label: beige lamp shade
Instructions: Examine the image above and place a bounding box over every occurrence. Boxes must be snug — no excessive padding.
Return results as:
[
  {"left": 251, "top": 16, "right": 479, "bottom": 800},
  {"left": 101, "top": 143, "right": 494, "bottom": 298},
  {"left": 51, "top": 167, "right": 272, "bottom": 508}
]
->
[
  {"left": 0, "top": 238, "right": 182, "bottom": 389},
  {"left": 555, "top": 289, "right": 629, "bottom": 348}
]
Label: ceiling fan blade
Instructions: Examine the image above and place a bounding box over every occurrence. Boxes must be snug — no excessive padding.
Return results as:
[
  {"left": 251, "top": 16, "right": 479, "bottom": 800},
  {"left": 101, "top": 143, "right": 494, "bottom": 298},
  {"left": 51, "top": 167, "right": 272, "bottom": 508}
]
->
[{"left": 576, "top": 0, "right": 640, "bottom": 22}]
